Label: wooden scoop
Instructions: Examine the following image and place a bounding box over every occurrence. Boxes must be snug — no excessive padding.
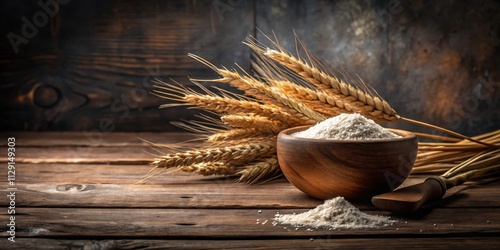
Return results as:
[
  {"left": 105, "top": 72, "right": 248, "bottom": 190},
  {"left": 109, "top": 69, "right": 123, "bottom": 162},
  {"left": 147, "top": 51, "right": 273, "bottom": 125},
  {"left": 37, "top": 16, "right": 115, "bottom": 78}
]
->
[
  {"left": 372, "top": 164, "right": 491, "bottom": 213},
  {"left": 371, "top": 177, "right": 448, "bottom": 213}
]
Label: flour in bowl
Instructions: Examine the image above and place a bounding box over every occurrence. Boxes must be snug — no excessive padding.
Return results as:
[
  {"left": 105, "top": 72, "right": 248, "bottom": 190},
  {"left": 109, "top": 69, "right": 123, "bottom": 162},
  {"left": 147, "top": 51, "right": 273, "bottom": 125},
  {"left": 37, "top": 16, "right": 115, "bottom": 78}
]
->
[
  {"left": 293, "top": 113, "right": 401, "bottom": 140},
  {"left": 274, "top": 197, "right": 395, "bottom": 230}
]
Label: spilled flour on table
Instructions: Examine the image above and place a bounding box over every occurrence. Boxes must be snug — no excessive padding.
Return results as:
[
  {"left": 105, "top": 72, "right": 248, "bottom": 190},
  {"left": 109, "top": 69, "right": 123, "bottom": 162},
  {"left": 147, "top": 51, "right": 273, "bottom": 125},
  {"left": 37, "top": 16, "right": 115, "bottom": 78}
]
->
[
  {"left": 273, "top": 197, "right": 395, "bottom": 230},
  {"left": 293, "top": 113, "right": 400, "bottom": 140}
]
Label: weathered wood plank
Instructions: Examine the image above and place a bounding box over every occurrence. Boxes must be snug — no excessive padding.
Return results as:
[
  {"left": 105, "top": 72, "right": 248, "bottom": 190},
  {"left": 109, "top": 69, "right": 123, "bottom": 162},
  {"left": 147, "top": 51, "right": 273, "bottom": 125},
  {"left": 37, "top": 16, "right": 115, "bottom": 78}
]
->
[
  {"left": 0, "top": 182, "right": 321, "bottom": 209},
  {"left": 8, "top": 238, "right": 500, "bottom": 250},
  {"left": 0, "top": 145, "right": 153, "bottom": 164},
  {"left": 1, "top": 161, "right": 498, "bottom": 209},
  {"left": 0, "top": 132, "right": 197, "bottom": 147},
  {"left": 0, "top": 163, "right": 484, "bottom": 190},
  {"left": 10, "top": 163, "right": 202, "bottom": 184},
  {"left": 0, "top": 132, "right": 196, "bottom": 163},
  {"left": 0, "top": 163, "right": 323, "bottom": 185},
  {"left": 0, "top": 0, "right": 255, "bottom": 132},
  {"left": 0, "top": 131, "right": 498, "bottom": 210},
  {"left": 1, "top": 207, "right": 499, "bottom": 238},
  {"left": 2, "top": 181, "right": 499, "bottom": 210}
]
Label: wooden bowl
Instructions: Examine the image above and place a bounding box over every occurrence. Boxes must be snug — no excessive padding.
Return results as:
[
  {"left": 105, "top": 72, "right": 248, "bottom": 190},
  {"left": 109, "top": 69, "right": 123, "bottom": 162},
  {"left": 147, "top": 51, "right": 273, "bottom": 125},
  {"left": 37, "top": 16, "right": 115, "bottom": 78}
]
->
[{"left": 277, "top": 126, "right": 418, "bottom": 200}]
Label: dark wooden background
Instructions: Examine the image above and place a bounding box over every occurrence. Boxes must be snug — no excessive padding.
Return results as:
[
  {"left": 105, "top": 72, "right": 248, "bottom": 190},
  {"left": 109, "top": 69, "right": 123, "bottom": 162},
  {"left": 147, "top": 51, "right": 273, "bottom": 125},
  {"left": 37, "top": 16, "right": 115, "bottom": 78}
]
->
[{"left": 1, "top": 0, "right": 499, "bottom": 135}]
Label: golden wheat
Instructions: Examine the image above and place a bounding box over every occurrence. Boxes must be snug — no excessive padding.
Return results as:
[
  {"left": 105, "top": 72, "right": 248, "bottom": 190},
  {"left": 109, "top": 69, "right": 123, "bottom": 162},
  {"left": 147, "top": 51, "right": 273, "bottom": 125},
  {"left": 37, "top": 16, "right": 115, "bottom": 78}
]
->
[
  {"left": 236, "top": 156, "right": 280, "bottom": 184},
  {"left": 247, "top": 38, "right": 492, "bottom": 145},
  {"left": 206, "top": 129, "right": 276, "bottom": 142},
  {"left": 221, "top": 114, "right": 286, "bottom": 133},
  {"left": 243, "top": 37, "right": 398, "bottom": 120},
  {"left": 142, "top": 34, "right": 498, "bottom": 185},
  {"left": 152, "top": 141, "right": 275, "bottom": 169},
  {"left": 187, "top": 57, "right": 321, "bottom": 125},
  {"left": 263, "top": 49, "right": 398, "bottom": 118},
  {"left": 155, "top": 86, "right": 301, "bottom": 125},
  {"left": 179, "top": 161, "right": 239, "bottom": 176},
  {"left": 270, "top": 79, "right": 373, "bottom": 118}
]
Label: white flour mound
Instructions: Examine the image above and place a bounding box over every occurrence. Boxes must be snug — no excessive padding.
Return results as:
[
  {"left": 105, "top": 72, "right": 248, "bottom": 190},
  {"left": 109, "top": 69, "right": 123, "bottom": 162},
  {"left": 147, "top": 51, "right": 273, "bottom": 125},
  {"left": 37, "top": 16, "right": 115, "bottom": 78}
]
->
[
  {"left": 293, "top": 113, "right": 401, "bottom": 140},
  {"left": 274, "top": 197, "right": 395, "bottom": 230}
]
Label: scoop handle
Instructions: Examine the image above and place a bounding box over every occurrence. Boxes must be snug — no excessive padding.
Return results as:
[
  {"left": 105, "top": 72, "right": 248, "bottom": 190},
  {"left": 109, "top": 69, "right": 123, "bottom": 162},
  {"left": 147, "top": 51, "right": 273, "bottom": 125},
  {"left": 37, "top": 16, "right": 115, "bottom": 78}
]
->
[{"left": 371, "top": 177, "right": 447, "bottom": 213}]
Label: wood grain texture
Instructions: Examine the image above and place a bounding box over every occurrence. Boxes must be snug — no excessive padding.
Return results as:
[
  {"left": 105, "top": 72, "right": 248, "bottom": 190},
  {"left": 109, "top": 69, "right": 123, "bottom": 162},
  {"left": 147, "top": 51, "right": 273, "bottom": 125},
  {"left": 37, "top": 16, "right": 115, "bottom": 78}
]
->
[
  {"left": 2, "top": 178, "right": 499, "bottom": 210},
  {"left": 0, "top": 133, "right": 197, "bottom": 164},
  {"left": 0, "top": 131, "right": 198, "bottom": 147},
  {"left": 1, "top": 207, "right": 499, "bottom": 238},
  {"left": 0, "top": 145, "right": 154, "bottom": 164},
  {"left": 7, "top": 238, "right": 500, "bottom": 250},
  {"left": 0, "top": 0, "right": 254, "bottom": 131},
  {"left": 1, "top": 0, "right": 499, "bottom": 134},
  {"left": 0, "top": 131, "right": 498, "bottom": 247},
  {"left": 0, "top": 132, "right": 498, "bottom": 210},
  {"left": 1, "top": 182, "right": 323, "bottom": 209}
]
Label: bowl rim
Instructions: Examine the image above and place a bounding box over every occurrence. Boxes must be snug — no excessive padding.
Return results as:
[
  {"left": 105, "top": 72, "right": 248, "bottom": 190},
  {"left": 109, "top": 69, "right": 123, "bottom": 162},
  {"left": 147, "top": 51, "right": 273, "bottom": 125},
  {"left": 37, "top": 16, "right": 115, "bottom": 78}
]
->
[{"left": 278, "top": 125, "right": 416, "bottom": 144}]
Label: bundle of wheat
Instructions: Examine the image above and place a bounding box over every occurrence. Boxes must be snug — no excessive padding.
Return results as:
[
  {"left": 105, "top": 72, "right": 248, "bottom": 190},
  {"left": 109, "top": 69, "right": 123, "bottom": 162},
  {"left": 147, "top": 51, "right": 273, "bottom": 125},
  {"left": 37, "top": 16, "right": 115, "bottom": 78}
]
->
[
  {"left": 413, "top": 129, "right": 500, "bottom": 183},
  {"left": 141, "top": 34, "right": 499, "bottom": 185}
]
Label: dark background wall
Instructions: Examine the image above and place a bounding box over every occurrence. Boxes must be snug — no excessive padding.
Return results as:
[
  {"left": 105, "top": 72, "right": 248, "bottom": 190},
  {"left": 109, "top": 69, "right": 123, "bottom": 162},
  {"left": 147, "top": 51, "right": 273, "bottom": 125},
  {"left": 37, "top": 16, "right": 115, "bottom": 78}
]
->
[{"left": 1, "top": 0, "right": 499, "bottom": 136}]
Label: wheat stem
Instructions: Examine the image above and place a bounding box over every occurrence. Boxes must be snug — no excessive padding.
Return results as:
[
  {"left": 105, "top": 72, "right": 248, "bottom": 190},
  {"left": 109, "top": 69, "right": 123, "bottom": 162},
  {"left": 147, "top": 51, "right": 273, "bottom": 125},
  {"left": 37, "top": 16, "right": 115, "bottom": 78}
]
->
[
  {"left": 442, "top": 149, "right": 500, "bottom": 178},
  {"left": 400, "top": 116, "right": 497, "bottom": 147},
  {"left": 413, "top": 132, "right": 462, "bottom": 142}
]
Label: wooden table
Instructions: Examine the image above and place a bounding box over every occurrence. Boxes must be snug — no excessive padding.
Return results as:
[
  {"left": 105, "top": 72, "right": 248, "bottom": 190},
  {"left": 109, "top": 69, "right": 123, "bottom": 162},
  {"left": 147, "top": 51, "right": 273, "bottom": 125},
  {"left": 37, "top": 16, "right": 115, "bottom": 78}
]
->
[{"left": 1, "top": 132, "right": 499, "bottom": 249}]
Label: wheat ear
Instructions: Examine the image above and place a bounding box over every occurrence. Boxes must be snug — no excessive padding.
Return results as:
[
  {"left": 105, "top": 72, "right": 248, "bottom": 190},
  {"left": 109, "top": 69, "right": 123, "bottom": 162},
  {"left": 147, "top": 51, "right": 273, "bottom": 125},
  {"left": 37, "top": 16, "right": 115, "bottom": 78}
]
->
[
  {"left": 221, "top": 114, "right": 287, "bottom": 133},
  {"left": 269, "top": 79, "right": 363, "bottom": 117},
  {"left": 206, "top": 129, "right": 277, "bottom": 142},
  {"left": 237, "top": 156, "right": 280, "bottom": 184},
  {"left": 152, "top": 82, "right": 299, "bottom": 124},
  {"left": 260, "top": 46, "right": 492, "bottom": 145},
  {"left": 262, "top": 48, "right": 398, "bottom": 120},
  {"left": 244, "top": 36, "right": 397, "bottom": 116},
  {"left": 152, "top": 141, "right": 276, "bottom": 169},
  {"left": 187, "top": 55, "right": 322, "bottom": 124},
  {"left": 178, "top": 162, "right": 239, "bottom": 176},
  {"left": 188, "top": 54, "right": 277, "bottom": 104}
]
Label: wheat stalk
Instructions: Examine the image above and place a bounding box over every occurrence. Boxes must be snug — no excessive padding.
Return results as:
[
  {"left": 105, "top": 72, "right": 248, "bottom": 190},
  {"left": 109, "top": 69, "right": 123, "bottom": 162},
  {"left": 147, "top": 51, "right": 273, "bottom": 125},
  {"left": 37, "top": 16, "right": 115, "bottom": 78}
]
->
[
  {"left": 412, "top": 129, "right": 500, "bottom": 177},
  {"left": 221, "top": 114, "right": 286, "bottom": 133},
  {"left": 265, "top": 49, "right": 396, "bottom": 116},
  {"left": 153, "top": 81, "right": 302, "bottom": 125},
  {"left": 244, "top": 38, "right": 398, "bottom": 121},
  {"left": 207, "top": 129, "right": 276, "bottom": 142},
  {"left": 236, "top": 156, "right": 280, "bottom": 184},
  {"left": 270, "top": 79, "right": 387, "bottom": 119},
  {"left": 152, "top": 141, "right": 275, "bottom": 169},
  {"left": 188, "top": 54, "right": 276, "bottom": 104},
  {"left": 179, "top": 161, "right": 239, "bottom": 176},
  {"left": 188, "top": 55, "right": 321, "bottom": 125},
  {"left": 249, "top": 38, "right": 495, "bottom": 146},
  {"left": 248, "top": 44, "right": 399, "bottom": 123},
  {"left": 141, "top": 34, "right": 497, "bottom": 185}
]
